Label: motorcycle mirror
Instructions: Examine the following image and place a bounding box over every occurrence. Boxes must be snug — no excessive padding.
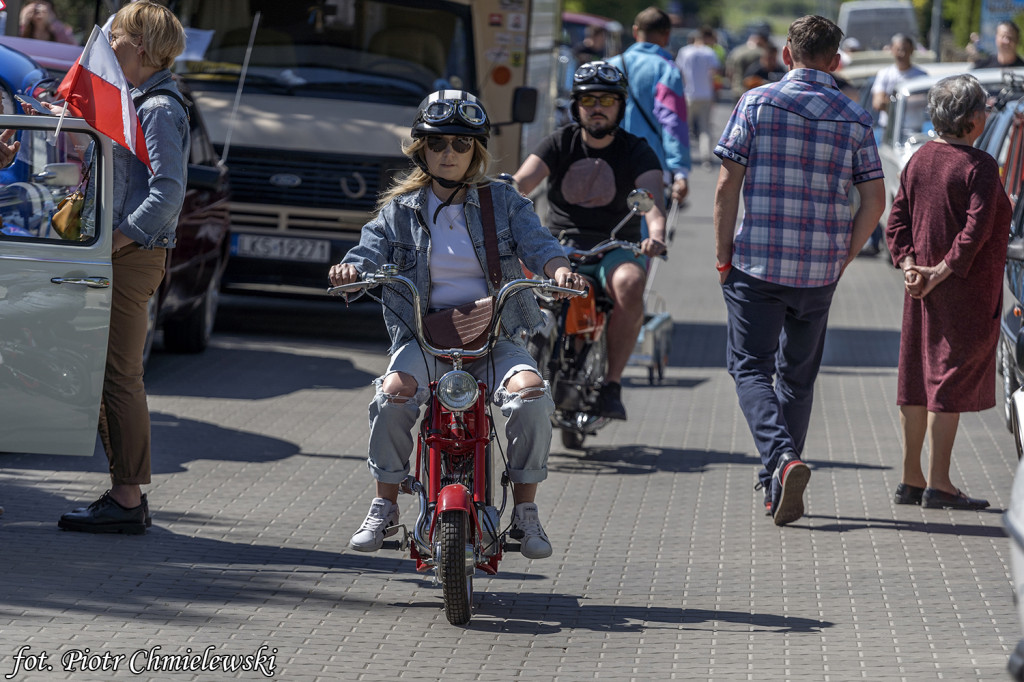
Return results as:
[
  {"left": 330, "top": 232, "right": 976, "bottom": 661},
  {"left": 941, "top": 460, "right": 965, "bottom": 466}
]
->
[{"left": 626, "top": 188, "right": 655, "bottom": 214}]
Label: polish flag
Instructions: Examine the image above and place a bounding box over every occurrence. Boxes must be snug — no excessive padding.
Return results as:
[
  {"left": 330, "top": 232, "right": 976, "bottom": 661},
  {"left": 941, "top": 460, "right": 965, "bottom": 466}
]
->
[{"left": 57, "top": 25, "right": 151, "bottom": 171}]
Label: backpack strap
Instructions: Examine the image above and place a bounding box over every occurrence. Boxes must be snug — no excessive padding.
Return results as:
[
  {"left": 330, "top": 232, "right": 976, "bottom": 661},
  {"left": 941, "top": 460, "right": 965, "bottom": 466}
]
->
[
  {"left": 477, "top": 185, "right": 502, "bottom": 289},
  {"left": 133, "top": 88, "right": 189, "bottom": 122}
]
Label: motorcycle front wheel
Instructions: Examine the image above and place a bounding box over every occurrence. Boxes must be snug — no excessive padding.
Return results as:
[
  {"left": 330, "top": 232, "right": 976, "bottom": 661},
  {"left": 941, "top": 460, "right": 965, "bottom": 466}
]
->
[
  {"left": 561, "top": 428, "right": 586, "bottom": 450},
  {"left": 439, "top": 509, "right": 473, "bottom": 625}
]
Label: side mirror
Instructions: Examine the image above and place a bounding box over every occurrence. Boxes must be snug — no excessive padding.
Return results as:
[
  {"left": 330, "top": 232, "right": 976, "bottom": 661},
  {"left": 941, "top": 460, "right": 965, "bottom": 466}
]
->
[
  {"left": 626, "top": 188, "right": 655, "bottom": 214},
  {"left": 512, "top": 87, "right": 537, "bottom": 124}
]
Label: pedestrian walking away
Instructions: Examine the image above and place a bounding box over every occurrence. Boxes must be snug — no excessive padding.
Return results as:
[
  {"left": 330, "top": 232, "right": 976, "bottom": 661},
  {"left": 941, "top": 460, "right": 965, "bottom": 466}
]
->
[
  {"left": 608, "top": 6, "right": 690, "bottom": 206},
  {"left": 886, "top": 74, "right": 1009, "bottom": 511},
  {"left": 713, "top": 14, "right": 886, "bottom": 526}
]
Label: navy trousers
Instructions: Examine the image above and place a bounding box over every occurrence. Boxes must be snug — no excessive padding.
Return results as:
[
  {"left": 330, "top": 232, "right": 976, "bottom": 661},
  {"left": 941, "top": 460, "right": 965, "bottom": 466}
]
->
[{"left": 721, "top": 268, "right": 837, "bottom": 487}]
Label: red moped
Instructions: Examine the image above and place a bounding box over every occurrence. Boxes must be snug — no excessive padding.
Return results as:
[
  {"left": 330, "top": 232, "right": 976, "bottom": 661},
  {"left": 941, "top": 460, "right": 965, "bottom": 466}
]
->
[{"left": 330, "top": 267, "right": 582, "bottom": 625}]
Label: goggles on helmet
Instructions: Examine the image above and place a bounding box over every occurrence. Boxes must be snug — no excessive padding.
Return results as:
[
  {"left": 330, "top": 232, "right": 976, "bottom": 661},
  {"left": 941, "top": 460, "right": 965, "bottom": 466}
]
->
[
  {"left": 573, "top": 62, "right": 625, "bottom": 87},
  {"left": 421, "top": 99, "right": 488, "bottom": 128}
]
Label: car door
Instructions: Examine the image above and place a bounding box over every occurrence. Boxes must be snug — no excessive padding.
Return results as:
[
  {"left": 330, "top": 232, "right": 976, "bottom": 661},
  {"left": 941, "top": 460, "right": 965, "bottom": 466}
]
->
[{"left": 0, "top": 116, "right": 112, "bottom": 455}]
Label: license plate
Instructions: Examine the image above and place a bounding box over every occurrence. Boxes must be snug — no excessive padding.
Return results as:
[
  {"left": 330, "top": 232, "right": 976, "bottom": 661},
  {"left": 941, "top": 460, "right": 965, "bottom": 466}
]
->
[{"left": 233, "top": 234, "right": 331, "bottom": 262}]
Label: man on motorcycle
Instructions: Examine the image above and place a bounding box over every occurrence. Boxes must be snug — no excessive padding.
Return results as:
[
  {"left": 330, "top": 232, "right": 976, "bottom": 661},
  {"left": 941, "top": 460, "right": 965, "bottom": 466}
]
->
[{"left": 513, "top": 61, "right": 668, "bottom": 420}]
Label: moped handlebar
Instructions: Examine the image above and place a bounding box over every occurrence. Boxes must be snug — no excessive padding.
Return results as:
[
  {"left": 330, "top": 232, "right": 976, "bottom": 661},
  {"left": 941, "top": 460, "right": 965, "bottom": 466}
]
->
[
  {"left": 328, "top": 265, "right": 586, "bottom": 364},
  {"left": 563, "top": 239, "right": 669, "bottom": 262}
]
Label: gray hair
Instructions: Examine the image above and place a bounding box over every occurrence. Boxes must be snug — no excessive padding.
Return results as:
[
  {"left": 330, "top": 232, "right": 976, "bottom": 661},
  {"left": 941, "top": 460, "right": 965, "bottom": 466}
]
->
[{"left": 928, "top": 74, "right": 986, "bottom": 138}]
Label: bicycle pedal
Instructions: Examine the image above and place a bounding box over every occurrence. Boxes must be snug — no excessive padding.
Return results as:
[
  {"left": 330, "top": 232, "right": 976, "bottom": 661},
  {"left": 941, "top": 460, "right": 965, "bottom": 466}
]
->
[
  {"left": 380, "top": 525, "right": 410, "bottom": 551},
  {"left": 504, "top": 542, "right": 522, "bottom": 553}
]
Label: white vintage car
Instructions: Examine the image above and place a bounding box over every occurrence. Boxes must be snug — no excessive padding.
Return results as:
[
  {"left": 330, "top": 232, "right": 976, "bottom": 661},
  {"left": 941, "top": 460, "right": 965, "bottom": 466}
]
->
[
  {"left": 0, "top": 115, "right": 117, "bottom": 456},
  {"left": 877, "top": 67, "right": 1024, "bottom": 227}
]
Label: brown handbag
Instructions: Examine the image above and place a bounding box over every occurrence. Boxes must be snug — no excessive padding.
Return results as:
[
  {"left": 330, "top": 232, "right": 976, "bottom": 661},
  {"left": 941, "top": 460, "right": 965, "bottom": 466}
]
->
[
  {"left": 422, "top": 185, "right": 503, "bottom": 350},
  {"left": 51, "top": 163, "right": 90, "bottom": 241}
]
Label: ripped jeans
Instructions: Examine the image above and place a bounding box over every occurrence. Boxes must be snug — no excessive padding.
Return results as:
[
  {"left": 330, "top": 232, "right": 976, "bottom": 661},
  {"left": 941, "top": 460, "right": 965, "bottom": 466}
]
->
[{"left": 366, "top": 338, "right": 554, "bottom": 485}]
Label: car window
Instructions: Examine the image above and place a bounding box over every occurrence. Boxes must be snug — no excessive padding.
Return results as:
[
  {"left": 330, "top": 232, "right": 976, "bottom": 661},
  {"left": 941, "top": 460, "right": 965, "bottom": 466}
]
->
[{"left": 0, "top": 128, "right": 97, "bottom": 244}]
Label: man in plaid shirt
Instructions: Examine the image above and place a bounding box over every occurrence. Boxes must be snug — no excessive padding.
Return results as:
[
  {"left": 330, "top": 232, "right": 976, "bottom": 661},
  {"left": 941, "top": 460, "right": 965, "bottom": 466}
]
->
[{"left": 713, "top": 15, "right": 886, "bottom": 527}]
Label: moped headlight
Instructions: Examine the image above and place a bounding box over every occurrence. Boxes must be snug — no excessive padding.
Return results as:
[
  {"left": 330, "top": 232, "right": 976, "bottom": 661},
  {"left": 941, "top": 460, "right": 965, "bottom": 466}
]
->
[{"left": 437, "top": 371, "right": 479, "bottom": 412}]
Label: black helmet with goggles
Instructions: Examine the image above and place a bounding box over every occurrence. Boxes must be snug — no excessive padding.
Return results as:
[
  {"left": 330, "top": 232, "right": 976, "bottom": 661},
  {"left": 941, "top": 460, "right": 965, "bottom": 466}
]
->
[
  {"left": 412, "top": 90, "right": 490, "bottom": 146},
  {"left": 571, "top": 61, "right": 628, "bottom": 99}
]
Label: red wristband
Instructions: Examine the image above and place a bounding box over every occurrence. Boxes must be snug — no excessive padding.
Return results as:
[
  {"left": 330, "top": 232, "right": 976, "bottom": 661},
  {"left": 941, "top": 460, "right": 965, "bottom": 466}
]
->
[{"left": 715, "top": 261, "right": 732, "bottom": 273}]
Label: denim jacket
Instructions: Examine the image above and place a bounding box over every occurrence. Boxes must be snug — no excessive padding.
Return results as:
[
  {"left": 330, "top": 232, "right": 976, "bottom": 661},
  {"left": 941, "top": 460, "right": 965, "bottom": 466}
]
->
[
  {"left": 342, "top": 182, "right": 566, "bottom": 353},
  {"left": 112, "top": 70, "right": 190, "bottom": 249}
]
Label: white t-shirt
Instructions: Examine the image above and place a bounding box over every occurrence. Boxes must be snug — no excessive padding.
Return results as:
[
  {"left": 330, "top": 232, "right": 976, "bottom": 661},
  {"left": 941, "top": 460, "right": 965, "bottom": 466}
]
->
[
  {"left": 426, "top": 190, "right": 488, "bottom": 309},
  {"left": 871, "top": 64, "right": 927, "bottom": 127},
  {"left": 676, "top": 44, "right": 721, "bottom": 101}
]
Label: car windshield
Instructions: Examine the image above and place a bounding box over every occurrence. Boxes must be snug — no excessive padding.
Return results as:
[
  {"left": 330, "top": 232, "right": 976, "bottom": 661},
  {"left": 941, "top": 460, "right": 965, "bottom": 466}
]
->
[
  {"left": 173, "top": 0, "right": 473, "bottom": 106},
  {"left": 898, "top": 91, "right": 933, "bottom": 146}
]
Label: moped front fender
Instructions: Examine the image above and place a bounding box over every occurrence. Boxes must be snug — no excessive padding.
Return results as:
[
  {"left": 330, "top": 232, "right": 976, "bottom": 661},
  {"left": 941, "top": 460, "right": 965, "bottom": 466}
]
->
[{"left": 436, "top": 484, "right": 473, "bottom": 514}]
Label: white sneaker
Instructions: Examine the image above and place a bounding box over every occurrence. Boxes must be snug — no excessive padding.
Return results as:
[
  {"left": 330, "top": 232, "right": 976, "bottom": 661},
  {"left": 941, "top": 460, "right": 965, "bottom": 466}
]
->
[
  {"left": 510, "top": 502, "right": 552, "bottom": 559},
  {"left": 349, "top": 498, "right": 399, "bottom": 552}
]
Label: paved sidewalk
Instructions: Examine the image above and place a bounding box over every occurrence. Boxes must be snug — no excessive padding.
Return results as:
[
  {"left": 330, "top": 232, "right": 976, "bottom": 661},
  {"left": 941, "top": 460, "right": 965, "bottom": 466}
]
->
[{"left": 1, "top": 131, "right": 1021, "bottom": 681}]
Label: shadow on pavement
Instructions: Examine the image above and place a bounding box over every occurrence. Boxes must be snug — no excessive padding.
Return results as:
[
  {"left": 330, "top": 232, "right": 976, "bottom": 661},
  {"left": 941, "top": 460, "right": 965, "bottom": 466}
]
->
[
  {"left": 667, "top": 323, "right": 899, "bottom": 369},
  {"left": 145, "top": 345, "right": 378, "bottom": 400},
  {"left": 465, "top": 593, "right": 833, "bottom": 634},
  {"left": 548, "top": 446, "right": 760, "bottom": 475},
  {"left": 802, "top": 513, "right": 1007, "bottom": 537}
]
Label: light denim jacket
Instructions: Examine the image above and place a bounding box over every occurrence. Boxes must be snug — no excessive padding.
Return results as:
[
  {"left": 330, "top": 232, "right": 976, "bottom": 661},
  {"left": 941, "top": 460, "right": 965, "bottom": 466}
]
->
[
  {"left": 112, "top": 70, "right": 190, "bottom": 249},
  {"left": 342, "top": 182, "right": 566, "bottom": 353}
]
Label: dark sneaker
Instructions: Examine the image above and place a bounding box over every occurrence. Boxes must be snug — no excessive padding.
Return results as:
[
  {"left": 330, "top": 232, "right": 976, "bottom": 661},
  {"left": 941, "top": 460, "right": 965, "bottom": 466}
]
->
[
  {"left": 770, "top": 452, "right": 811, "bottom": 526},
  {"left": 922, "top": 487, "right": 989, "bottom": 510},
  {"left": 754, "top": 481, "right": 771, "bottom": 516},
  {"left": 349, "top": 498, "right": 399, "bottom": 552},
  {"left": 893, "top": 483, "right": 925, "bottom": 505},
  {"left": 597, "top": 382, "right": 627, "bottom": 420},
  {"left": 58, "top": 491, "right": 147, "bottom": 534}
]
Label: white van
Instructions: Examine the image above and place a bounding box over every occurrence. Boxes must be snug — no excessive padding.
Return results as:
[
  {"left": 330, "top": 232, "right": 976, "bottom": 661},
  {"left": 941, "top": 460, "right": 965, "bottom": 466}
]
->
[{"left": 837, "top": 0, "right": 919, "bottom": 51}]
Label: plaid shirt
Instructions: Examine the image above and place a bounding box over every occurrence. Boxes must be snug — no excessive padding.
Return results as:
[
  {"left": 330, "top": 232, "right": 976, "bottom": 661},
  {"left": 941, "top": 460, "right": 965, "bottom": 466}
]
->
[{"left": 715, "top": 69, "right": 883, "bottom": 288}]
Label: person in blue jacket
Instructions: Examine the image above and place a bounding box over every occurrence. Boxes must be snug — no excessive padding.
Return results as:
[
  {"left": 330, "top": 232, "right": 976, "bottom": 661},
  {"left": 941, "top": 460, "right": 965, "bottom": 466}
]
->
[{"left": 608, "top": 6, "right": 690, "bottom": 205}]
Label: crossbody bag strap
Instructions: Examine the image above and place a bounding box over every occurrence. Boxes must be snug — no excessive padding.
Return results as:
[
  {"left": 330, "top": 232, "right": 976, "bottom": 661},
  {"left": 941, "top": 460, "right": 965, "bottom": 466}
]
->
[
  {"left": 477, "top": 185, "right": 502, "bottom": 289},
  {"left": 617, "top": 55, "right": 662, "bottom": 139}
]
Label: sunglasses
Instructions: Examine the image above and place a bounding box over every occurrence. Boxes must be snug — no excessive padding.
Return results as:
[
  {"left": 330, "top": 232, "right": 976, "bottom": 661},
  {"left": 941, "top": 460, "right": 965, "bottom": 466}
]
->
[
  {"left": 577, "top": 94, "right": 621, "bottom": 108},
  {"left": 425, "top": 135, "right": 474, "bottom": 154}
]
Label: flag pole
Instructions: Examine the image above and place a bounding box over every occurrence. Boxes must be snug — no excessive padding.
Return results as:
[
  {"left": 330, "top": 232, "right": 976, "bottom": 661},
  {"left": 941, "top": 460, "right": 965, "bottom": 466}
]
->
[{"left": 221, "top": 12, "right": 261, "bottom": 164}]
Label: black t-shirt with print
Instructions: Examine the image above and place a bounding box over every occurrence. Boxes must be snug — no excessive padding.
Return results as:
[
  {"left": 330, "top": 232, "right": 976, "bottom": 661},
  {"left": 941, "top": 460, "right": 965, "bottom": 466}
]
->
[{"left": 535, "top": 124, "right": 662, "bottom": 248}]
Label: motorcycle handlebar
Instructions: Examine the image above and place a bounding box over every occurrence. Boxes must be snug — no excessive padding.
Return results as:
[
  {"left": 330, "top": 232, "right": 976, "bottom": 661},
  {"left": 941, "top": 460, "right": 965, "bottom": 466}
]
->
[
  {"left": 328, "top": 267, "right": 586, "bottom": 362},
  {"left": 564, "top": 239, "right": 668, "bottom": 261}
]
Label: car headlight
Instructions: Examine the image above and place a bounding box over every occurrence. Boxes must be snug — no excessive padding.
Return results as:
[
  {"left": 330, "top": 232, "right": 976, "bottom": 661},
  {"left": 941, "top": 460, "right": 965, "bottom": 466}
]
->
[{"left": 436, "top": 370, "right": 479, "bottom": 412}]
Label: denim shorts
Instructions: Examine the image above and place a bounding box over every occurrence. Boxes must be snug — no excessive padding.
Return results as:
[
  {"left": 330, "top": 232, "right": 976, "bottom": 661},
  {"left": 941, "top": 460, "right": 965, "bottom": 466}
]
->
[{"left": 575, "top": 246, "right": 648, "bottom": 291}]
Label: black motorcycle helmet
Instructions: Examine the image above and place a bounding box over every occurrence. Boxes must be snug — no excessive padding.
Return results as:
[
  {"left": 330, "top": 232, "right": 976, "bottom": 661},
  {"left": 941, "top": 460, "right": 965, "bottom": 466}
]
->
[{"left": 570, "top": 60, "right": 628, "bottom": 128}]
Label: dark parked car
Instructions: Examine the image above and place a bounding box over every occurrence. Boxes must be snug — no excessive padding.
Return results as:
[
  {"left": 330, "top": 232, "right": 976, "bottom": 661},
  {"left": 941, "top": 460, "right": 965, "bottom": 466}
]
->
[{"left": 0, "top": 36, "right": 231, "bottom": 362}]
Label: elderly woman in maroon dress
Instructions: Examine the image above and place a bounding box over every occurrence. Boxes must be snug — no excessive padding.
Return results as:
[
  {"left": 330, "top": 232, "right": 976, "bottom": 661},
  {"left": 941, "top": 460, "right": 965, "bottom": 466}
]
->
[{"left": 886, "top": 73, "right": 1010, "bottom": 511}]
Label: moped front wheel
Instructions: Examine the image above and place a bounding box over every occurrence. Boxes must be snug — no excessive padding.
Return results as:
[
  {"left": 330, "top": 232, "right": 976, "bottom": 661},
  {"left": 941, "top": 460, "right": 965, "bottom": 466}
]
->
[{"left": 439, "top": 510, "right": 473, "bottom": 625}]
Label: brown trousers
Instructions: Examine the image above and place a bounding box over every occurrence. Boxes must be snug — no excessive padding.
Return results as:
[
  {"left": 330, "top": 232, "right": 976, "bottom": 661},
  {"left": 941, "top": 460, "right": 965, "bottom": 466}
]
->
[{"left": 98, "top": 243, "right": 166, "bottom": 485}]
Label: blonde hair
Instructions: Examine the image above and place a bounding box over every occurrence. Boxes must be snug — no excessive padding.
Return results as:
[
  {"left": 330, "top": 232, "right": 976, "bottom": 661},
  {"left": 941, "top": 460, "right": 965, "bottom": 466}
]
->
[
  {"left": 375, "top": 137, "right": 492, "bottom": 212},
  {"left": 112, "top": 0, "right": 186, "bottom": 71}
]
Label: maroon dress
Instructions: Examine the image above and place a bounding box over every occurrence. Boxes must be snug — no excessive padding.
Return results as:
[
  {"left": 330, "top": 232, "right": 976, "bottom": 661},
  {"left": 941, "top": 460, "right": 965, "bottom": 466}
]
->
[{"left": 885, "top": 141, "right": 1011, "bottom": 412}]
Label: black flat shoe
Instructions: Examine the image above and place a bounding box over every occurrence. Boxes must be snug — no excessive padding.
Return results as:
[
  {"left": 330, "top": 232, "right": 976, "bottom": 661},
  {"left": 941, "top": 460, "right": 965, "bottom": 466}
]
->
[
  {"left": 921, "top": 487, "right": 990, "bottom": 510},
  {"left": 58, "top": 491, "right": 147, "bottom": 534},
  {"left": 69, "top": 493, "right": 151, "bottom": 527},
  {"left": 894, "top": 483, "right": 925, "bottom": 505}
]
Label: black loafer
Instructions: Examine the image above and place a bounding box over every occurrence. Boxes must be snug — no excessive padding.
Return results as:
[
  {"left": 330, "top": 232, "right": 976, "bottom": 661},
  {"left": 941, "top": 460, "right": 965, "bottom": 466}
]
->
[
  {"left": 894, "top": 483, "right": 925, "bottom": 505},
  {"left": 922, "top": 487, "right": 990, "bottom": 510},
  {"left": 58, "top": 492, "right": 147, "bottom": 534}
]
